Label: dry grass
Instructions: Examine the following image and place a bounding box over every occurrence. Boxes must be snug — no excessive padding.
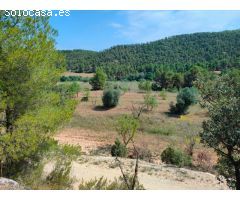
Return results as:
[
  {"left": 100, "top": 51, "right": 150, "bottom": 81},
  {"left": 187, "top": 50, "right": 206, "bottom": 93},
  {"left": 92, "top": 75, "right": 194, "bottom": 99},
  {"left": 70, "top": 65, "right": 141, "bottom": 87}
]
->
[
  {"left": 56, "top": 87, "right": 216, "bottom": 166},
  {"left": 63, "top": 72, "right": 94, "bottom": 78}
]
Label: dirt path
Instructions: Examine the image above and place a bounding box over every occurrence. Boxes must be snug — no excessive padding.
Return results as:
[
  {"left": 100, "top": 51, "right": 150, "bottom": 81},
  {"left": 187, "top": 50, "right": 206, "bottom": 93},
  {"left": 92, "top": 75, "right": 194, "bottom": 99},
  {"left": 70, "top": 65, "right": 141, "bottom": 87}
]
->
[{"left": 44, "top": 155, "right": 227, "bottom": 190}]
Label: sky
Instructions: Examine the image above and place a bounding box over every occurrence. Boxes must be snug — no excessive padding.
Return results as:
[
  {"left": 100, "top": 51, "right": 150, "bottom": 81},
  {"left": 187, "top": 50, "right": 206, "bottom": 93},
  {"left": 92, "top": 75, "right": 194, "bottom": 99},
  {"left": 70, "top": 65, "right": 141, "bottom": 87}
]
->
[{"left": 50, "top": 10, "right": 240, "bottom": 51}]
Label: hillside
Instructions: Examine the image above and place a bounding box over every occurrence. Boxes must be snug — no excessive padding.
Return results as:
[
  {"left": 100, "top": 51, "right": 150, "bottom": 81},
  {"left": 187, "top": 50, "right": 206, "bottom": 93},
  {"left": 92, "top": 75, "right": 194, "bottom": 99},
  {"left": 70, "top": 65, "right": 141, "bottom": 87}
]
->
[{"left": 60, "top": 30, "right": 240, "bottom": 79}]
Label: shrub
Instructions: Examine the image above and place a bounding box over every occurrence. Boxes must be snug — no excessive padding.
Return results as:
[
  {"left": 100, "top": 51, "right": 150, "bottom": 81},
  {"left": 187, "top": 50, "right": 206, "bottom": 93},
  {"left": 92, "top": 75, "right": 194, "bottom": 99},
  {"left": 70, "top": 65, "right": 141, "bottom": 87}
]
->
[
  {"left": 81, "top": 88, "right": 90, "bottom": 102},
  {"left": 169, "top": 87, "right": 198, "bottom": 115},
  {"left": 78, "top": 175, "right": 144, "bottom": 190},
  {"left": 116, "top": 115, "right": 139, "bottom": 146},
  {"left": 138, "top": 80, "right": 152, "bottom": 92},
  {"left": 90, "top": 68, "right": 107, "bottom": 90},
  {"left": 161, "top": 146, "right": 192, "bottom": 167},
  {"left": 143, "top": 93, "right": 158, "bottom": 111},
  {"left": 159, "top": 89, "right": 167, "bottom": 100},
  {"left": 184, "top": 135, "right": 200, "bottom": 156},
  {"left": 46, "top": 160, "right": 73, "bottom": 190},
  {"left": 196, "top": 151, "right": 212, "bottom": 170},
  {"left": 130, "top": 147, "right": 153, "bottom": 163},
  {"left": 148, "top": 127, "right": 174, "bottom": 136},
  {"left": 102, "top": 89, "right": 120, "bottom": 108},
  {"left": 111, "top": 138, "right": 127, "bottom": 157}
]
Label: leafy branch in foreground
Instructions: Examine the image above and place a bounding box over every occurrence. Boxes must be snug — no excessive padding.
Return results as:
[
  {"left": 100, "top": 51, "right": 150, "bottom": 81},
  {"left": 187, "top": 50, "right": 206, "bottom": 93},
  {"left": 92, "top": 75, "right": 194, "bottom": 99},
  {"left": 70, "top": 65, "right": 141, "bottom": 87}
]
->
[{"left": 196, "top": 69, "right": 240, "bottom": 190}]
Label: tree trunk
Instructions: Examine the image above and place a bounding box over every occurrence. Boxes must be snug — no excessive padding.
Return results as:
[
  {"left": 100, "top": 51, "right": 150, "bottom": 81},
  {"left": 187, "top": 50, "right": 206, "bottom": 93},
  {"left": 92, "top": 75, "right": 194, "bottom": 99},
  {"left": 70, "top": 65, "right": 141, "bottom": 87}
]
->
[
  {"left": 235, "top": 163, "right": 240, "bottom": 190},
  {"left": 5, "top": 105, "right": 13, "bottom": 133}
]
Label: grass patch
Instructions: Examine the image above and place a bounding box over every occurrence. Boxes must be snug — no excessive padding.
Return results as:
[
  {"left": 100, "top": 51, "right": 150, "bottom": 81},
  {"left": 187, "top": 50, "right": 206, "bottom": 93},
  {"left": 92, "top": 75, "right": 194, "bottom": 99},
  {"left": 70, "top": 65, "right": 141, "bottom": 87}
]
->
[
  {"left": 67, "top": 113, "right": 117, "bottom": 132},
  {"left": 148, "top": 127, "right": 175, "bottom": 136}
]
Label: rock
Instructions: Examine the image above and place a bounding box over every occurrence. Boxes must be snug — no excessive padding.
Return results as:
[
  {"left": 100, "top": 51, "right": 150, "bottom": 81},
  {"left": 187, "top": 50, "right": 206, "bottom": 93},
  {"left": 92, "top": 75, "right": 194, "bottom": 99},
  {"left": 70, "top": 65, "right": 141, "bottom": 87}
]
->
[{"left": 0, "top": 177, "right": 22, "bottom": 190}]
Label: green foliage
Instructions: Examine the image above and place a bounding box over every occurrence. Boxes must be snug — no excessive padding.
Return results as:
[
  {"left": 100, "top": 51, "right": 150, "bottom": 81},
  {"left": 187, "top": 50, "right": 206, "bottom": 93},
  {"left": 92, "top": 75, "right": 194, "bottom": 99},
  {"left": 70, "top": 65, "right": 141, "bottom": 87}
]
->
[
  {"left": 81, "top": 88, "right": 90, "bottom": 102},
  {"left": 45, "top": 160, "right": 73, "bottom": 190},
  {"left": 78, "top": 176, "right": 144, "bottom": 190},
  {"left": 60, "top": 49, "right": 97, "bottom": 73},
  {"left": 148, "top": 127, "right": 174, "bottom": 136},
  {"left": 216, "top": 157, "right": 236, "bottom": 189},
  {"left": 152, "top": 70, "right": 175, "bottom": 90},
  {"left": 170, "top": 87, "right": 198, "bottom": 115},
  {"left": 60, "top": 75, "right": 90, "bottom": 82},
  {"left": 102, "top": 89, "right": 120, "bottom": 108},
  {"left": 0, "top": 14, "right": 77, "bottom": 177},
  {"left": 116, "top": 115, "right": 139, "bottom": 146},
  {"left": 138, "top": 80, "right": 152, "bottom": 92},
  {"left": 111, "top": 138, "right": 127, "bottom": 158},
  {"left": 184, "top": 66, "right": 207, "bottom": 87},
  {"left": 159, "top": 89, "right": 167, "bottom": 100},
  {"left": 161, "top": 146, "right": 192, "bottom": 167},
  {"left": 61, "top": 30, "right": 240, "bottom": 80},
  {"left": 143, "top": 93, "right": 158, "bottom": 111},
  {"left": 55, "top": 82, "right": 81, "bottom": 101},
  {"left": 90, "top": 68, "right": 107, "bottom": 90},
  {"left": 197, "top": 69, "right": 240, "bottom": 189}
]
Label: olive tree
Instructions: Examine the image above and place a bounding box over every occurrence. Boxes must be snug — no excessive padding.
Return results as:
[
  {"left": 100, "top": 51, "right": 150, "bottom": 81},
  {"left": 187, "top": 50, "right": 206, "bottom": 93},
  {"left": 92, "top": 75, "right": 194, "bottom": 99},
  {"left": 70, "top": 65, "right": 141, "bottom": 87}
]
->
[{"left": 196, "top": 69, "right": 240, "bottom": 189}]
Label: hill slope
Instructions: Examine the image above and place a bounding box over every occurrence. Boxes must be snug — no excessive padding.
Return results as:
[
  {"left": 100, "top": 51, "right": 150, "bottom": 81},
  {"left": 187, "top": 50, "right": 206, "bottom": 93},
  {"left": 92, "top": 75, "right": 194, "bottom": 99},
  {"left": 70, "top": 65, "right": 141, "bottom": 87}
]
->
[{"left": 60, "top": 30, "right": 240, "bottom": 79}]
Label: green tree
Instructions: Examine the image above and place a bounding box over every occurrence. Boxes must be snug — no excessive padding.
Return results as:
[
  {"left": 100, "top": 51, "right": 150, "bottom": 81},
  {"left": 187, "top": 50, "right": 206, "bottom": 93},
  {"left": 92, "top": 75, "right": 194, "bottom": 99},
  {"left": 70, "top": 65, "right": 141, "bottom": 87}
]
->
[
  {"left": 116, "top": 115, "right": 139, "bottom": 147},
  {"left": 0, "top": 12, "right": 76, "bottom": 176},
  {"left": 102, "top": 89, "right": 120, "bottom": 108},
  {"left": 197, "top": 69, "right": 240, "bottom": 189},
  {"left": 170, "top": 87, "right": 198, "bottom": 115},
  {"left": 184, "top": 66, "right": 206, "bottom": 87},
  {"left": 172, "top": 73, "right": 184, "bottom": 90},
  {"left": 90, "top": 68, "right": 107, "bottom": 90}
]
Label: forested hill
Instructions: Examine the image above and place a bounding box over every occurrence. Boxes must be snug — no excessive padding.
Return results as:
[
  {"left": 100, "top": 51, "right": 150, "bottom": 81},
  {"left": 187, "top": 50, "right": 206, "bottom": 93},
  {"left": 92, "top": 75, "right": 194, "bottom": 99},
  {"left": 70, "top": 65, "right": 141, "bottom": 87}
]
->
[{"left": 60, "top": 30, "right": 240, "bottom": 80}]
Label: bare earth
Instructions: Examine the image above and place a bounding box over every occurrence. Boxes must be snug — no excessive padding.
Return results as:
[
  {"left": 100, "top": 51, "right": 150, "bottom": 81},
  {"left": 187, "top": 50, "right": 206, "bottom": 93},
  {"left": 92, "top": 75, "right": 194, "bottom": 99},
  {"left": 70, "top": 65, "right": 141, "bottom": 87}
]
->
[
  {"left": 54, "top": 90, "right": 224, "bottom": 189},
  {"left": 44, "top": 155, "right": 227, "bottom": 190}
]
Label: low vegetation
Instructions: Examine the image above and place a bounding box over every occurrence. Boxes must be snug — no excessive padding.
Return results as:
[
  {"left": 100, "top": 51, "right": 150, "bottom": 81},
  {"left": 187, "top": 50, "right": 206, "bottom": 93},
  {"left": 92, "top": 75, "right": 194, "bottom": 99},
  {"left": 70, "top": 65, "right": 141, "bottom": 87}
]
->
[
  {"left": 78, "top": 175, "right": 144, "bottom": 190},
  {"left": 161, "top": 146, "right": 192, "bottom": 167},
  {"left": 102, "top": 89, "right": 121, "bottom": 108},
  {"left": 1, "top": 12, "right": 240, "bottom": 190},
  {"left": 169, "top": 87, "right": 198, "bottom": 115}
]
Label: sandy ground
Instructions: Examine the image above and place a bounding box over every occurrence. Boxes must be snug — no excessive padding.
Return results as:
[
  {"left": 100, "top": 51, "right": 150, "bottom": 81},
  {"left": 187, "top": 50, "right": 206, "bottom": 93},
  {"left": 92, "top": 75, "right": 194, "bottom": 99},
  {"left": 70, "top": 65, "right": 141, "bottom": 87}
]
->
[{"left": 44, "top": 155, "right": 228, "bottom": 190}]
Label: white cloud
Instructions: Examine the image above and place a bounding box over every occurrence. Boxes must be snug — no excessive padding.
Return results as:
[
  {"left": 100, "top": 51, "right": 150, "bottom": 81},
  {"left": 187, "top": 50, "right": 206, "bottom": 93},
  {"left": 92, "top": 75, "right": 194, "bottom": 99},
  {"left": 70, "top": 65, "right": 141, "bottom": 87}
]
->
[
  {"left": 111, "top": 11, "right": 240, "bottom": 43},
  {"left": 110, "top": 22, "right": 124, "bottom": 29}
]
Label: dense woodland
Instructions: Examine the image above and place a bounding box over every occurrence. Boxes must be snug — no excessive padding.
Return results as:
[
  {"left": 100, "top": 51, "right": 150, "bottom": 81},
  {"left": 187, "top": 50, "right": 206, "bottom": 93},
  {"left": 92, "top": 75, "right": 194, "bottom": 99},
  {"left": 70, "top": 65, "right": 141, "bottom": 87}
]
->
[{"left": 60, "top": 30, "right": 240, "bottom": 80}]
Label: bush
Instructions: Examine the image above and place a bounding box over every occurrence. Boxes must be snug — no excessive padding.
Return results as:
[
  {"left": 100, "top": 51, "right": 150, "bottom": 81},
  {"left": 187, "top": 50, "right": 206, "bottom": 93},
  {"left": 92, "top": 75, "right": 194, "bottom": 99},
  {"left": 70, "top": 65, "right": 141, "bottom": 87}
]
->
[
  {"left": 116, "top": 115, "right": 139, "bottom": 146},
  {"left": 161, "top": 146, "right": 192, "bottom": 167},
  {"left": 111, "top": 138, "right": 127, "bottom": 157},
  {"left": 78, "top": 175, "right": 144, "bottom": 190},
  {"left": 195, "top": 151, "right": 212, "bottom": 170},
  {"left": 169, "top": 87, "right": 198, "bottom": 115},
  {"left": 138, "top": 80, "right": 152, "bottom": 92},
  {"left": 143, "top": 93, "right": 158, "bottom": 111},
  {"left": 46, "top": 160, "right": 73, "bottom": 190},
  {"left": 159, "top": 89, "right": 167, "bottom": 100},
  {"left": 81, "top": 88, "right": 90, "bottom": 102},
  {"left": 90, "top": 68, "right": 107, "bottom": 90},
  {"left": 102, "top": 89, "right": 120, "bottom": 108},
  {"left": 130, "top": 147, "right": 153, "bottom": 163}
]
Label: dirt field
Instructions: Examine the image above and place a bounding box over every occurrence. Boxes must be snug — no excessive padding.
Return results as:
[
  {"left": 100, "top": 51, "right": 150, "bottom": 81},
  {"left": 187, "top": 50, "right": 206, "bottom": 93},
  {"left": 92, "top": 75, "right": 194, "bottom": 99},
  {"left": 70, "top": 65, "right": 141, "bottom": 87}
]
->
[
  {"left": 55, "top": 89, "right": 215, "bottom": 162},
  {"left": 54, "top": 88, "right": 223, "bottom": 189}
]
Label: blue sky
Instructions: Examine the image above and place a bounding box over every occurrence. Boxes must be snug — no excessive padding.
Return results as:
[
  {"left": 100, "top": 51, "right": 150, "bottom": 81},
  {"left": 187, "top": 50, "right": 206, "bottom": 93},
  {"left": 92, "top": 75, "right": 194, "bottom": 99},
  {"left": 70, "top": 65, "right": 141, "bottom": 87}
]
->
[{"left": 50, "top": 10, "right": 240, "bottom": 51}]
